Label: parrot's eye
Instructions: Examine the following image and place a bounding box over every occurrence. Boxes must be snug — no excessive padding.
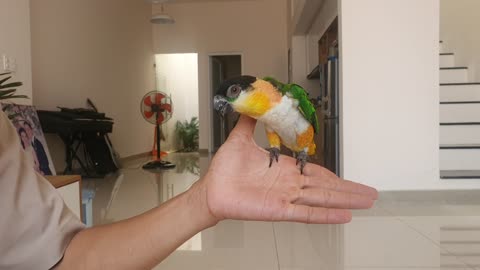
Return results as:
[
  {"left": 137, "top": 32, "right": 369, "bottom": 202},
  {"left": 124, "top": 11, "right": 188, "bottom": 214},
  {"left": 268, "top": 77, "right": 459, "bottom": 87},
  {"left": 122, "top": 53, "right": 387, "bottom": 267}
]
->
[{"left": 227, "top": 85, "right": 241, "bottom": 98}]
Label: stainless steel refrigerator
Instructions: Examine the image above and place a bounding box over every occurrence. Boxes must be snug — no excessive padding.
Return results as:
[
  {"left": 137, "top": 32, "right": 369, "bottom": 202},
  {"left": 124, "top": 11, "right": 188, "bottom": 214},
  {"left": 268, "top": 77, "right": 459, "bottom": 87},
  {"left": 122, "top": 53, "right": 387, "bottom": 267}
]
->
[{"left": 319, "top": 51, "right": 340, "bottom": 175}]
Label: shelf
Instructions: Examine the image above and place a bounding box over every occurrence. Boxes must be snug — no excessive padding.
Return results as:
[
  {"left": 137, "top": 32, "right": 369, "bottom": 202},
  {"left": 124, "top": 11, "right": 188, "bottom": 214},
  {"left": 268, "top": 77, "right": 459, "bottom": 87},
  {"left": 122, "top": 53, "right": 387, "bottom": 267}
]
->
[
  {"left": 307, "top": 65, "right": 320, "bottom": 80},
  {"left": 45, "top": 175, "right": 81, "bottom": 188}
]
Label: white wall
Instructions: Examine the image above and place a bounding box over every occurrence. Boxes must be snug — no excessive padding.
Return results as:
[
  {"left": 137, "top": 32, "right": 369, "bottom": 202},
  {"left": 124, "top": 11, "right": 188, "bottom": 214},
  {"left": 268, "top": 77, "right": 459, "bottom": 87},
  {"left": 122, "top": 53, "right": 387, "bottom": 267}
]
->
[
  {"left": 290, "top": 0, "right": 337, "bottom": 82},
  {"left": 306, "top": 0, "right": 338, "bottom": 72},
  {"left": 340, "top": 0, "right": 438, "bottom": 190},
  {"left": 153, "top": 0, "right": 289, "bottom": 150},
  {"left": 0, "top": 0, "right": 32, "bottom": 104},
  {"left": 155, "top": 54, "right": 199, "bottom": 151},
  {"left": 30, "top": 0, "right": 155, "bottom": 159},
  {"left": 441, "top": 0, "right": 480, "bottom": 81},
  {"left": 288, "top": 0, "right": 338, "bottom": 110},
  {"left": 309, "top": 0, "right": 338, "bottom": 37},
  {"left": 291, "top": 36, "right": 320, "bottom": 97},
  {"left": 340, "top": 0, "right": 480, "bottom": 190}
]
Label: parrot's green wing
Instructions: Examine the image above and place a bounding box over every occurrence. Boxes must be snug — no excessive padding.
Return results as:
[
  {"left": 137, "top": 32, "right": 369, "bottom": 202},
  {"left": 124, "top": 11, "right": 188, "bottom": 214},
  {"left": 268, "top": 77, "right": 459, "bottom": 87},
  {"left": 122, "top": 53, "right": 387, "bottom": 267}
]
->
[
  {"left": 263, "top": 77, "right": 320, "bottom": 134},
  {"left": 286, "top": 84, "right": 320, "bottom": 134}
]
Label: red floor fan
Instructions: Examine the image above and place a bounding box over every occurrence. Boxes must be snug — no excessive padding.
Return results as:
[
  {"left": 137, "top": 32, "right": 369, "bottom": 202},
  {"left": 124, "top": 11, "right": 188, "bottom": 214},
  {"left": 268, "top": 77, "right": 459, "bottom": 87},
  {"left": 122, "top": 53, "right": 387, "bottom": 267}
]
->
[{"left": 141, "top": 90, "right": 176, "bottom": 170}]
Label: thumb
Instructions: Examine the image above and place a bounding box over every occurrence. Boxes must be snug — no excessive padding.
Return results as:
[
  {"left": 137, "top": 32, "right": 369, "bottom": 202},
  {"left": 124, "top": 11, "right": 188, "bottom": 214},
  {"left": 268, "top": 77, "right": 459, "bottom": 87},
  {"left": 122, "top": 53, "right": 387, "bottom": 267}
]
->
[{"left": 232, "top": 115, "right": 257, "bottom": 137}]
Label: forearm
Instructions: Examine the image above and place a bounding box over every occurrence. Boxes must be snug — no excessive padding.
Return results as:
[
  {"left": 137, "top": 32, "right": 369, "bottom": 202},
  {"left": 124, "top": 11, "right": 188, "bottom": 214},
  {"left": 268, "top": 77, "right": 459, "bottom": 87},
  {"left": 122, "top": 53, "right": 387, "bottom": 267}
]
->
[{"left": 56, "top": 181, "right": 216, "bottom": 270}]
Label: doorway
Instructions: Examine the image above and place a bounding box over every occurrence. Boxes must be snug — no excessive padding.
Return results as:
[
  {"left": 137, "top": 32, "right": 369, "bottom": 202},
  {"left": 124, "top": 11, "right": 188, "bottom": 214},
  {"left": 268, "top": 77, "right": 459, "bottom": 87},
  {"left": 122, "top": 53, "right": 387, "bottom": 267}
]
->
[
  {"left": 155, "top": 53, "right": 199, "bottom": 152},
  {"left": 209, "top": 54, "right": 242, "bottom": 152}
]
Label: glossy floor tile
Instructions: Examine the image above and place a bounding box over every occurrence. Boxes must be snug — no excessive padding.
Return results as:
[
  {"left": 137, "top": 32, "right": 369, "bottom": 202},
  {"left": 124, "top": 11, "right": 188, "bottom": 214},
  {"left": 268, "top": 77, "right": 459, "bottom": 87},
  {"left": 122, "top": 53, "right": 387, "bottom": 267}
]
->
[
  {"left": 377, "top": 191, "right": 480, "bottom": 270},
  {"left": 83, "top": 153, "right": 480, "bottom": 270},
  {"left": 153, "top": 221, "right": 279, "bottom": 270}
]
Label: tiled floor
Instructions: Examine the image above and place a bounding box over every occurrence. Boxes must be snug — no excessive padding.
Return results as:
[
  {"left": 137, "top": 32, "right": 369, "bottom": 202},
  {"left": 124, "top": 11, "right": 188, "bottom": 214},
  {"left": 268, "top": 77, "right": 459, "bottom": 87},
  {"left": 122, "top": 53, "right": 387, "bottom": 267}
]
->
[{"left": 83, "top": 153, "right": 480, "bottom": 270}]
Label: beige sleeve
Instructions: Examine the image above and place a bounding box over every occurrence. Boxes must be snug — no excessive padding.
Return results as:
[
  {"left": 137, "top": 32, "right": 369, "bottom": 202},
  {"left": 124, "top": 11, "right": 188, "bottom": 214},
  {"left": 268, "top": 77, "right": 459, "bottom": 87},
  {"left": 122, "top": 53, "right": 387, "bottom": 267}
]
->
[{"left": 0, "top": 110, "right": 85, "bottom": 269}]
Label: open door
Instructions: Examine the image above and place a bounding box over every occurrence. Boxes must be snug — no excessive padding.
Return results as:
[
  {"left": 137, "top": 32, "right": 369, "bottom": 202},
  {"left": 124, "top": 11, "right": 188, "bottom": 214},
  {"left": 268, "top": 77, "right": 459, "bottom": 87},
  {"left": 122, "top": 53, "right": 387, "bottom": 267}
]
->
[{"left": 210, "top": 54, "right": 242, "bottom": 152}]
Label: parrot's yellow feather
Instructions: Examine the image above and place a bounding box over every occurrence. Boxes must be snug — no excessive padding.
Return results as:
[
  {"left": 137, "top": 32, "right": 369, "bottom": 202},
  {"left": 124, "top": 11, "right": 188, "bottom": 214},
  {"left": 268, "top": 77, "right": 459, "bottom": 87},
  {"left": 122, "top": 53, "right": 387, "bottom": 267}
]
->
[
  {"left": 233, "top": 80, "right": 282, "bottom": 118},
  {"left": 251, "top": 80, "right": 282, "bottom": 103},
  {"left": 266, "top": 131, "right": 281, "bottom": 148}
]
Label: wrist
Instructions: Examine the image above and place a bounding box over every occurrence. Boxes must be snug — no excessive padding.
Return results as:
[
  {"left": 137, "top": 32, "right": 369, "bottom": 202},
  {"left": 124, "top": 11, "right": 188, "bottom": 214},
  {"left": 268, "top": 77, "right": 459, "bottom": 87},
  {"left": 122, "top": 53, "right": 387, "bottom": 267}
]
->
[{"left": 184, "top": 179, "right": 220, "bottom": 229}]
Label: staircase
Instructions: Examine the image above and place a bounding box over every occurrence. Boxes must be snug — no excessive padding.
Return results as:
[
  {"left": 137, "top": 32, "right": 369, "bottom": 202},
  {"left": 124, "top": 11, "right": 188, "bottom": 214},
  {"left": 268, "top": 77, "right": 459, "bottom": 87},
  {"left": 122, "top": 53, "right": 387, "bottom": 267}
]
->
[{"left": 439, "top": 41, "right": 480, "bottom": 179}]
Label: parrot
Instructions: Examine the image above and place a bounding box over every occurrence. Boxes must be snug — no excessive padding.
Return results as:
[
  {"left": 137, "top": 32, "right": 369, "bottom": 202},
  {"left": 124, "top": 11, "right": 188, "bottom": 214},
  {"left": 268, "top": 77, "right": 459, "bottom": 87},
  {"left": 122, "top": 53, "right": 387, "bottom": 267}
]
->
[{"left": 213, "top": 75, "right": 319, "bottom": 174}]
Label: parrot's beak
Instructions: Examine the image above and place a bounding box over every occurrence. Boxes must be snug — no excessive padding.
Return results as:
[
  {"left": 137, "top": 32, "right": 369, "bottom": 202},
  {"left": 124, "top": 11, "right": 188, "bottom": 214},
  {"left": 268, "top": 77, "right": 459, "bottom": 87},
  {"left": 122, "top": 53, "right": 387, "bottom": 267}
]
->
[{"left": 213, "top": 95, "right": 233, "bottom": 116}]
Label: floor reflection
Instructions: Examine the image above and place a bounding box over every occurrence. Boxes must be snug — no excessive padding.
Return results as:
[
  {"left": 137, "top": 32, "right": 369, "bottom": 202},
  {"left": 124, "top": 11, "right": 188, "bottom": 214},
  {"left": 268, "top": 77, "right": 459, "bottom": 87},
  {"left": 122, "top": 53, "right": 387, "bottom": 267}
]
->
[
  {"left": 82, "top": 153, "right": 480, "bottom": 270},
  {"left": 83, "top": 152, "right": 207, "bottom": 225}
]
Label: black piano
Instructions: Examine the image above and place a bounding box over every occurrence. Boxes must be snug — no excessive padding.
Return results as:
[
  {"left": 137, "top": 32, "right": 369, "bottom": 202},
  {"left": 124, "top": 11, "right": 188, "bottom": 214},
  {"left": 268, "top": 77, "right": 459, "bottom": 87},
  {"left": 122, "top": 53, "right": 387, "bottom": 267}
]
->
[{"left": 38, "top": 108, "right": 117, "bottom": 178}]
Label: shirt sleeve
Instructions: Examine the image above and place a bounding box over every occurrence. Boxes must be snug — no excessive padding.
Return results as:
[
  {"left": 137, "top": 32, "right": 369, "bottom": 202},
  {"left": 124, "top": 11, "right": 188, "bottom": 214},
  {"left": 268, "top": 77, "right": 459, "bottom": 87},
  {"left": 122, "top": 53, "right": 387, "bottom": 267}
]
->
[{"left": 0, "top": 110, "right": 85, "bottom": 270}]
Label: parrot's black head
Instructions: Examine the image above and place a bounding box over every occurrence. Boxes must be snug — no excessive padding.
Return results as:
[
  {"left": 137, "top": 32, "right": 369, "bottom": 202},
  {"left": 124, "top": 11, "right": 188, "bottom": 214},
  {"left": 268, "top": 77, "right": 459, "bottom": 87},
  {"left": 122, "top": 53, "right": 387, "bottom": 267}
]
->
[
  {"left": 214, "top": 75, "right": 257, "bottom": 116},
  {"left": 216, "top": 75, "right": 257, "bottom": 97}
]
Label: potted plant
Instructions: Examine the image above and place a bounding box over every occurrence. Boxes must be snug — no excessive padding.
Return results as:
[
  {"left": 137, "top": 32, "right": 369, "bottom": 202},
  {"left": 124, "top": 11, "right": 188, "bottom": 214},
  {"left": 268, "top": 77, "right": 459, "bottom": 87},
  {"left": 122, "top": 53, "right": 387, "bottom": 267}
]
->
[
  {"left": 0, "top": 72, "right": 26, "bottom": 100},
  {"left": 175, "top": 117, "right": 199, "bottom": 152}
]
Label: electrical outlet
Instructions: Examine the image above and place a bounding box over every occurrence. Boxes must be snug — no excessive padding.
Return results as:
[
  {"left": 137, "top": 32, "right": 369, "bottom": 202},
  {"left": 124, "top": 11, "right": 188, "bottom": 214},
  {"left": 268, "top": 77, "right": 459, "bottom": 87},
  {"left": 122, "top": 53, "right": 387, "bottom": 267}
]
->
[
  {"left": 1, "top": 54, "right": 16, "bottom": 73},
  {"left": 2, "top": 54, "right": 8, "bottom": 71}
]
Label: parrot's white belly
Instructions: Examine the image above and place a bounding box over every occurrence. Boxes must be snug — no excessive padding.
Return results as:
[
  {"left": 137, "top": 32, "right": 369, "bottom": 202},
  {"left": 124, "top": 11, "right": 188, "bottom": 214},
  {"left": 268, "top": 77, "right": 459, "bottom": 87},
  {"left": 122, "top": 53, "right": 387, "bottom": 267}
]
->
[{"left": 257, "top": 95, "right": 311, "bottom": 149}]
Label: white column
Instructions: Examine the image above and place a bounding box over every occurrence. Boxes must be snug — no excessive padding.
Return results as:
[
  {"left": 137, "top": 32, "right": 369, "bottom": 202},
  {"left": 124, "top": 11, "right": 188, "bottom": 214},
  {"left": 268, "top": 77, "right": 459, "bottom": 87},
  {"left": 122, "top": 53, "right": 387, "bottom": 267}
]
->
[{"left": 339, "top": 0, "right": 441, "bottom": 190}]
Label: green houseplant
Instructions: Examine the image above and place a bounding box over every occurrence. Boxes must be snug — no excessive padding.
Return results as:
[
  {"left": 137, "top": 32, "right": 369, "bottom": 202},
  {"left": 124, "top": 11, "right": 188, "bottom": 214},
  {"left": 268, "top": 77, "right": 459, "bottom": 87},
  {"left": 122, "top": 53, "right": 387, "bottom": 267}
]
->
[
  {"left": 0, "top": 72, "right": 27, "bottom": 121},
  {"left": 0, "top": 72, "right": 26, "bottom": 100},
  {"left": 175, "top": 117, "right": 199, "bottom": 152}
]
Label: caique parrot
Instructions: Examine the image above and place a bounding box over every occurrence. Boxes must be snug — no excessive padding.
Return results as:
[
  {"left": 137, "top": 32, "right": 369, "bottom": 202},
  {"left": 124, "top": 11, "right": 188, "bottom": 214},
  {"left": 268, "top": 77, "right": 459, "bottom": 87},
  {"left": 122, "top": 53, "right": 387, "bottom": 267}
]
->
[{"left": 213, "top": 75, "right": 319, "bottom": 174}]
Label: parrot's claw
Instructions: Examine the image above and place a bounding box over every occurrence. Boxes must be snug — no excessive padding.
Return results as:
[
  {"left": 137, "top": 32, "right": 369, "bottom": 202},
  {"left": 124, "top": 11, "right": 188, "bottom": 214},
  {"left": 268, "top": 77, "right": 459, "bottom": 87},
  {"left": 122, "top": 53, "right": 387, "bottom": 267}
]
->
[
  {"left": 268, "top": 147, "right": 280, "bottom": 167},
  {"left": 296, "top": 151, "right": 308, "bottom": 174}
]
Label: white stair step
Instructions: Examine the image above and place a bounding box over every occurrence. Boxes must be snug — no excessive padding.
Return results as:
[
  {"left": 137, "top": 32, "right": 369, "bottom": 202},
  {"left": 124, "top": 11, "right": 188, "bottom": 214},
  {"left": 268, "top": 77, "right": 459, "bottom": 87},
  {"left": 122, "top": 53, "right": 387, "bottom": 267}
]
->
[
  {"left": 440, "top": 124, "right": 480, "bottom": 145},
  {"left": 440, "top": 53, "right": 455, "bottom": 68},
  {"left": 441, "top": 170, "right": 480, "bottom": 179},
  {"left": 440, "top": 67, "right": 469, "bottom": 84},
  {"left": 440, "top": 103, "right": 480, "bottom": 122},
  {"left": 440, "top": 146, "right": 480, "bottom": 170},
  {"left": 441, "top": 83, "right": 480, "bottom": 102}
]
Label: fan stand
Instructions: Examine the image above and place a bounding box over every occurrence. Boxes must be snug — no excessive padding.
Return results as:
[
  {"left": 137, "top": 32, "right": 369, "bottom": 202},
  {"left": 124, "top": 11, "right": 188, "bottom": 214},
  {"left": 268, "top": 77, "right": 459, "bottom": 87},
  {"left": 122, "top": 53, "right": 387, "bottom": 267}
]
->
[{"left": 142, "top": 106, "right": 175, "bottom": 170}]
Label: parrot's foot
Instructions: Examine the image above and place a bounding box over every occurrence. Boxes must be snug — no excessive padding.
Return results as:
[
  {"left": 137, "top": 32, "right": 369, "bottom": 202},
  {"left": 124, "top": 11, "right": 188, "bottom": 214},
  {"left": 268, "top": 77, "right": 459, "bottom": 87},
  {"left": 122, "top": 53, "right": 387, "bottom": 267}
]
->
[
  {"left": 268, "top": 147, "right": 280, "bottom": 167},
  {"left": 296, "top": 151, "right": 308, "bottom": 174}
]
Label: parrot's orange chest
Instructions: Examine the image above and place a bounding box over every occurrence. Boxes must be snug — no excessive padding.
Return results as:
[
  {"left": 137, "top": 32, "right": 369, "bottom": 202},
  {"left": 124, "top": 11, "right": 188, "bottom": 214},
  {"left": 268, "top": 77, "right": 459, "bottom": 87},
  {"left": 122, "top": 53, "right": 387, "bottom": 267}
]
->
[{"left": 234, "top": 81, "right": 282, "bottom": 118}]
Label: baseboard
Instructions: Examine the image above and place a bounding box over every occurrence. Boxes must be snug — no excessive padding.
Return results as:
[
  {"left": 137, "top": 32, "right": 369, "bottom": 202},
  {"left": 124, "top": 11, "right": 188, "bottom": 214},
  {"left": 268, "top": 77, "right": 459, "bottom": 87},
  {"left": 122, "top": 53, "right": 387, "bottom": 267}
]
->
[
  {"left": 198, "top": 148, "right": 209, "bottom": 154},
  {"left": 119, "top": 151, "right": 151, "bottom": 163}
]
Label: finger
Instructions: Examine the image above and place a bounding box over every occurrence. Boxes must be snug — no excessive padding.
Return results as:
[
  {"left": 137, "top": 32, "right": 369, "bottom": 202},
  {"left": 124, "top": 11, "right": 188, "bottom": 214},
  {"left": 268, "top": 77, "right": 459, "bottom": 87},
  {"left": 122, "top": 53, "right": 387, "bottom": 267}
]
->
[
  {"left": 284, "top": 204, "right": 352, "bottom": 224},
  {"left": 302, "top": 165, "right": 378, "bottom": 199},
  {"left": 303, "top": 176, "right": 379, "bottom": 200},
  {"left": 232, "top": 115, "right": 257, "bottom": 137},
  {"left": 292, "top": 188, "right": 375, "bottom": 209}
]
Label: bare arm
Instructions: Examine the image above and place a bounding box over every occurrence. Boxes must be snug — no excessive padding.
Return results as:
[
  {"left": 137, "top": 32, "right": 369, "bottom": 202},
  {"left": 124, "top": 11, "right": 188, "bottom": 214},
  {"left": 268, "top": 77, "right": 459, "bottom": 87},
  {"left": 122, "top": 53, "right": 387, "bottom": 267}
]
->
[{"left": 56, "top": 116, "right": 378, "bottom": 269}]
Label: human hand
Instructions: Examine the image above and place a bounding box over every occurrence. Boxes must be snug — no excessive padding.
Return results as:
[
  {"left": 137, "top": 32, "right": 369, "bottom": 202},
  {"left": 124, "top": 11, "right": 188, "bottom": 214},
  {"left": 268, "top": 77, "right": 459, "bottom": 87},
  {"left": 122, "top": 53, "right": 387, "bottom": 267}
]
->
[{"left": 192, "top": 116, "right": 378, "bottom": 225}]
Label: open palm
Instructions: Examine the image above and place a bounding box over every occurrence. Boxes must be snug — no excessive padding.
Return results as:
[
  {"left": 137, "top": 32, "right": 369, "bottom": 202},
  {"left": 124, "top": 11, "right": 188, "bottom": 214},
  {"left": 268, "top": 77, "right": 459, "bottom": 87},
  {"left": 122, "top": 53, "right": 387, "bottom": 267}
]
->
[{"left": 203, "top": 116, "right": 378, "bottom": 224}]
